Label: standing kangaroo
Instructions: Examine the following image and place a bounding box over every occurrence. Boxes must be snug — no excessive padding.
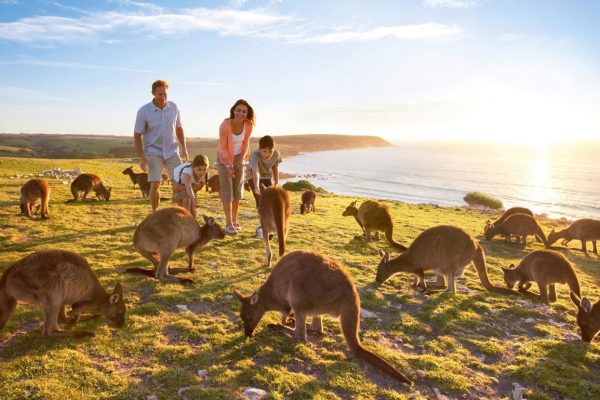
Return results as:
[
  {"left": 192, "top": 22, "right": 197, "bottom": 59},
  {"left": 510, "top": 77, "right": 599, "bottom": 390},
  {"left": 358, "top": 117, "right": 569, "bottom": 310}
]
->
[
  {"left": 69, "top": 173, "right": 111, "bottom": 201},
  {"left": 122, "top": 166, "right": 150, "bottom": 198},
  {"left": 0, "top": 250, "right": 125, "bottom": 337},
  {"left": 300, "top": 190, "right": 317, "bottom": 214},
  {"left": 127, "top": 207, "right": 225, "bottom": 283},
  {"left": 20, "top": 178, "right": 51, "bottom": 219},
  {"left": 258, "top": 186, "right": 291, "bottom": 267},
  {"left": 234, "top": 250, "right": 413, "bottom": 385},
  {"left": 376, "top": 225, "right": 517, "bottom": 295},
  {"left": 342, "top": 200, "right": 407, "bottom": 251},
  {"left": 569, "top": 292, "right": 600, "bottom": 342},
  {"left": 502, "top": 250, "right": 581, "bottom": 303},
  {"left": 484, "top": 206, "right": 533, "bottom": 243},
  {"left": 547, "top": 218, "right": 600, "bottom": 256},
  {"left": 485, "top": 213, "right": 548, "bottom": 247}
]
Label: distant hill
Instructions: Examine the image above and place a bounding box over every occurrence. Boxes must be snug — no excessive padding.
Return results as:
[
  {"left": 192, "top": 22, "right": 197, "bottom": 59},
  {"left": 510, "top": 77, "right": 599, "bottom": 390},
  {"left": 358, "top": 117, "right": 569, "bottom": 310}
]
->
[{"left": 0, "top": 133, "right": 392, "bottom": 160}]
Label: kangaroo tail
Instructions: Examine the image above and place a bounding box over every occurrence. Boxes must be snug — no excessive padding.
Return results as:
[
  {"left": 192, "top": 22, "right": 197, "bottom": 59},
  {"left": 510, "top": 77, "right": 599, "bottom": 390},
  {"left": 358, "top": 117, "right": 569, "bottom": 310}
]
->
[
  {"left": 124, "top": 267, "right": 157, "bottom": 277},
  {"left": 274, "top": 199, "right": 286, "bottom": 257},
  {"left": 340, "top": 302, "right": 413, "bottom": 385},
  {"left": 536, "top": 225, "right": 549, "bottom": 248},
  {"left": 385, "top": 226, "right": 407, "bottom": 251},
  {"left": 0, "top": 275, "right": 17, "bottom": 331},
  {"left": 473, "top": 245, "right": 518, "bottom": 295},
  {"left": 41, "top": 188, "right": 50, "bottom": 218}
]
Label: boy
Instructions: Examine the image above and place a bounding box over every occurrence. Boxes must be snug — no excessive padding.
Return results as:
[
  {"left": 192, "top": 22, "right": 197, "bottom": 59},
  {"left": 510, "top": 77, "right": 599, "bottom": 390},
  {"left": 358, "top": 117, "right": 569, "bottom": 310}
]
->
[{"left": 247, "top": 135, "right": 282, "bottom": 208}]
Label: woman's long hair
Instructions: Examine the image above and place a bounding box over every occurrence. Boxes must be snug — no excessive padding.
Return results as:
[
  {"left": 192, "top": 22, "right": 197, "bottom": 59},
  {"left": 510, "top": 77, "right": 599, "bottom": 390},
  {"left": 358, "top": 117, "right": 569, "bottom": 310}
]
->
[{"left": 229, "top": 99, "right": 255, "bottom": 125}]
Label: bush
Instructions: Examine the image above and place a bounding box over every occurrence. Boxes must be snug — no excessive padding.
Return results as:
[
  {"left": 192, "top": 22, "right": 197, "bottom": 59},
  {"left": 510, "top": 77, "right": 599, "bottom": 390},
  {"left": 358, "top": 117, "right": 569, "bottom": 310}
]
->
[
  {"left": 463, "top": 192, "right": 503, "bottom": 209},
  {"left": 282, "top": 180, "right": 325, "bottom": 193}
]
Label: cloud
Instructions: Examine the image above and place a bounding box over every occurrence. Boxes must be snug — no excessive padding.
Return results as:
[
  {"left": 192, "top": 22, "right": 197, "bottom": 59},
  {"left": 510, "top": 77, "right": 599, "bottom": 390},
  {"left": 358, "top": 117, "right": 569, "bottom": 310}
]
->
[
  {"left": 424, "top": 0, "right": 480, "bottom": 8},
  {"left": 0, "top": 86, "right": 65, "bottom": 101},
  {"left": 0, "top": 58, "right": 155, "bottom": 73},
  {"left": 294, "top": 23, "right": 462, "bottom": 44},
  {"left": 175, "top": 81, "right": 229, "bottom": 86}
]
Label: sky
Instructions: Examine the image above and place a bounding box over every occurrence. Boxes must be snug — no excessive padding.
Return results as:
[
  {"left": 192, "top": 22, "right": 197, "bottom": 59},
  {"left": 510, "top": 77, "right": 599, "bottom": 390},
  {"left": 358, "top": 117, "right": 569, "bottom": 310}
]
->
[{"left": 0, "top": 0, "right": 599, "bottom": 143}]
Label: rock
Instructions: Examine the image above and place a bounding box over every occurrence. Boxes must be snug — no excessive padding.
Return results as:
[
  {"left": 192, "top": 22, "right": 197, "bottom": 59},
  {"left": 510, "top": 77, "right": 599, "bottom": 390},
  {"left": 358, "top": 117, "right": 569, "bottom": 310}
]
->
[
  {"left": 208, "top": 262, "right": 217, "bottom": 269},
  {"left": 416, "top": 369, "right": 426, "bottom": 378},
  {"left": 242, "top": 387, "right": 268, "bottom": 400},
  {"left": 224, "top": 294, "right": 233, "bottom": 300},
  {"left": 360, "top": 308, "right": 378, "bottom": 319},
  {"left": 433, "top": 387, "right": 448, "bottom": 400},
  {"left": 176, "top": 305, "right": 188, "bottom": 311},
  {"left": 197, "top": 369, "right": 208, "bottom": 378},
  {"left": 177, "top": 386, "right": 190, "bottom": 397},
  {"left": 512, "top": 382, "right": 526, "bottom": 400},
  {"left": 524, "top": 318, "right": 535, "bottom": 324},
  {"left": 417, "top": 335, "right": 426, "bottom": 341},
  {"left": 147, "top": 396, "right": 158, "bottom": 400},
  {"left": 408, "top": 392, "right": 421, "bottom": 399}
]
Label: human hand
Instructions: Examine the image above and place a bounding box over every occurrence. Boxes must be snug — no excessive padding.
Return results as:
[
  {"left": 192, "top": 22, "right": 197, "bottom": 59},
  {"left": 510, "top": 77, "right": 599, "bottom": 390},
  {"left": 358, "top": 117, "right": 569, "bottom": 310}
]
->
[
  {"left": 228, "top": 165, "right": 235, "bottom": 178},
  {"left": 182, "top": 148, "right": 189, "bottom": 162},
  {"left": 140, "top": 156, "right": 148, "bottom": 172}
]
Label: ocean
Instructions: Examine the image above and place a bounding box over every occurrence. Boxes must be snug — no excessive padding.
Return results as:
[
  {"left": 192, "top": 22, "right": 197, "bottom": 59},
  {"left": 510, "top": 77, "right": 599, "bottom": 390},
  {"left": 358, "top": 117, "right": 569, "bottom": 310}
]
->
[{"left": 279, "top": 142, "right": 600, "bottom": 221}]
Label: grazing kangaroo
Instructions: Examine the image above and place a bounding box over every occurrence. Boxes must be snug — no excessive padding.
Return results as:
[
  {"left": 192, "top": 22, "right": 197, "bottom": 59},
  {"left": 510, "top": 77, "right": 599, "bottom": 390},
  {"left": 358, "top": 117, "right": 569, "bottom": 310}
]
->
[
  {"left": 234, "top": 250, "right": 413, "bottom": 385},
  {"left": 258, "top": 186, "right": 291, "bottom": 267},
  {"left": 20, "top": 178, "right": 51, "bottom": 219},
  {"left": 547, "top": 218, "right": 600, "bottom": 256},
  {"left": 0, "top": 250, "right": 125, "bottom": 337},
  {"left": 69, "top": 173, "right": 111, "bottom": 202},
  {"left": 127, "top": 207, "right": 225, "bottom": 283},
  {"left": 122, "top": 166, "right": 150, "bottom": 198},
  {"left": 485, "top": 213, "right": 548, "bottom": 247},
  {"left": 206, "top": 174, "right": 220, "bottom": 193},
  {"left": 570, "top": 292, "right": 600, "bottom": 342},
  {"left": 502, "top": 250, "right": 581, "bottom": 303},
  {"left": 300, "top": 190, "right": 317, "bottom": 214},
  {"left": 376, "top": 225, "right": 517, "bottom": 295},
  {"left": 484, "top": 206, "right": 533, "bottom": 243},
  {"left": 342, "top": 200, "right": 407, "bottom": 251}
]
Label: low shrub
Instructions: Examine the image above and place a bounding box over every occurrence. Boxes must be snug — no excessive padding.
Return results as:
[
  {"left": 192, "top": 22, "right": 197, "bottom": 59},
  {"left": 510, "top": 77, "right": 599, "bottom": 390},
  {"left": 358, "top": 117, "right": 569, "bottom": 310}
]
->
[
  {"left": 463, "top": 192, "right": 503, "bottom": 209},
  {"left": 282, "top": 180, "right": 325, "bottom": 193}
]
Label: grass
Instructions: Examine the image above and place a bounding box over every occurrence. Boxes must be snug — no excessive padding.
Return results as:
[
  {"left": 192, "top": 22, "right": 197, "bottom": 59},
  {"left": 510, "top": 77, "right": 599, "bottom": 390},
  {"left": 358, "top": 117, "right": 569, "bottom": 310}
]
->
[{"left": 0, "top": 156, "right": 599, "bottom": 399}]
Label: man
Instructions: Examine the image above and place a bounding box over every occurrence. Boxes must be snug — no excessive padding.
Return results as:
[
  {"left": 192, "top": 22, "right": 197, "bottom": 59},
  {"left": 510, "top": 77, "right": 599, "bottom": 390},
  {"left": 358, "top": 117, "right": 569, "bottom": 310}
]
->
[{"left": 134, "top": 80, "right": 189, "bottom": 212}]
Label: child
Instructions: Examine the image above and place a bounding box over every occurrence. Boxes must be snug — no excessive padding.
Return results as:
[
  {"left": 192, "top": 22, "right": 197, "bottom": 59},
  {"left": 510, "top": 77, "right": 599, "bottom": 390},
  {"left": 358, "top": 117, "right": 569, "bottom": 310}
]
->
[
  {"left": 172, "top": 155, "right": 209, "bottom": 217},
  {"left": 247, "top": 135, "right": 282, "bottom": 208}
]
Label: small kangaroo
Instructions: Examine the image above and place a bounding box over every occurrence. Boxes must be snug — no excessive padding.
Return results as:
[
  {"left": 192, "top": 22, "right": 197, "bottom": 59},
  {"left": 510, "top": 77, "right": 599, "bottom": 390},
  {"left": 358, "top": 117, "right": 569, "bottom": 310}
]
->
[
  {"left": 548, "top": 218, "right": 600, "bottom": 256},
  {"left": 0, "top": 250, "right": 125, "bottom": 337},
  {"left": 69, "top": 173, "right": 111, "bottom": 201},
  {"left": 122, "top": 166, "right": 150, "bottom": 198},
  {"left": 127, "top": 207, "right": 225, "bottom": 283},
  {"left": 376, "top": 225, "right": 517, "bottom": 295},
  {"left": 502, "top": 250, "right": 581, "bottom": 303},
  {"left": 234, "top": 250, "right": 413, "bottom": 385},
  {"left": 485, "top": 213, "right": 548, "bottom": 247},
  {"left": 569, "top": 292, "right": 600, "bottom": 342},
  {"left": 258, "top": 186, "right": 291, "bottom": 267},
  {"left": 342, "top": 200, "right": 407, "bottom": 251},
  {"left": 20, "top": 178, "right": 51, "bottom": 219},
  {"left": 484, "top": 206, "right": 533, "bottom": 243},
  {"left": 206, "top": 174, "right": 220, "bottom": 193},
  {"left": 300, "top": 190, "right": 317, "bottom": 214}
]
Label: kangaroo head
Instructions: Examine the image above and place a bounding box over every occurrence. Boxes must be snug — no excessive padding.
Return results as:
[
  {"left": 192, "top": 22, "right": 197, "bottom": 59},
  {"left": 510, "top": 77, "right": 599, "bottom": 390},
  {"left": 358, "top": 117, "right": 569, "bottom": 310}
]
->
[
  {"left": 234, "top": 289, "right": 265, "bottom": 337},
  {"left": 570, "top": 292, "right": 600, "bottom": 342},
  {"left": 484, "top": 226, "right": 497, "bottom": 241},
  {"left": 484, "top": 220, "right": 492, "bottom": 234},
  {"left": 122, "top": 166, "right": 133, "bottom": 175},
  {"left": 300, "top": 203, "right": 307, "bottom": 214},
  {"left": 202, "top": 215, "right": 225, "bottom": 239},
  {"left": 501, "top": 264, "right": 518, "bottom": 289},
  {"left": 375, "top": 249, "right": 394, "bottom": 284},
  {"left": 547, "top": 229, "right": 559, "bottom": 245},
  {"left": 106, "top": 283, "right": 126, "bottom": 327},
  {"left": 342, "top": 201, "right": 358, "bottom": 217}
]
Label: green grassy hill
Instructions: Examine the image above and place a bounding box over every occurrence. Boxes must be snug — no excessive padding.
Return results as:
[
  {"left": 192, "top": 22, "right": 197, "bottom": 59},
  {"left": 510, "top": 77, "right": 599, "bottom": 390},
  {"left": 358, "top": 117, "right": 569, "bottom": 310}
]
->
[
  {"left": 0, "top": 158, "right": 598, "bottom": 399},
  {"left": 0, "top": 133, "right": 392, "bottom": 160}
]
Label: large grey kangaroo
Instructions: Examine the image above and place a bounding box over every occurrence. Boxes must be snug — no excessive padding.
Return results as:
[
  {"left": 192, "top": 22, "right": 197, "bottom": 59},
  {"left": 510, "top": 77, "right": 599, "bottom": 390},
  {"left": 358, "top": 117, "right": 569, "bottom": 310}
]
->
[
  {"left": 342, "top": 200, "right": 407, "bottom": 251},
  {"left": 258, "top": 186, "right": 291, "bottom": 267},
  {"left": 0, "top": 250, "right": 125, "bottom": 337},
  {"left": 20, "top": 178, "right": 51, "bottom": 219},
  {"left": 234, "top": 250, "right": 413, "bottom": 385}
]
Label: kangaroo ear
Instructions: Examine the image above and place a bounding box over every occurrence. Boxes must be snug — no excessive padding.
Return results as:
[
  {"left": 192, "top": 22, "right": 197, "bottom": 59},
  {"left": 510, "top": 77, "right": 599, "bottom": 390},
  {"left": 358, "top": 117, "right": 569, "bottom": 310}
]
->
[
  {"left": 378, "top": 249, "right": 385, "bottom": 257},
  {"left": 501, "top": 267, "right": 509, "bottom": 273},
  {"left": 208, "top": 217, "right": 215, "bottom": 226},
  {"left": 233, "top": 288, "right": 244, "bottom": 301},
  {"left": 250, "top": 292, "right": 259, "bottom": 305},
  {"left": 203, "top": 214, "right": 209, "bottom": 223},
  {"left": 582, "top": 298, "right": 593, "bottom": 313},
  {"left": 110, "top": 283, "right": 123, "bottom": 304},
  {"left": 570, "top": 291, "right": 582, "bottom": 307},
  {"left": 509, "top": 263, "right": 515, "bottom": 269}
]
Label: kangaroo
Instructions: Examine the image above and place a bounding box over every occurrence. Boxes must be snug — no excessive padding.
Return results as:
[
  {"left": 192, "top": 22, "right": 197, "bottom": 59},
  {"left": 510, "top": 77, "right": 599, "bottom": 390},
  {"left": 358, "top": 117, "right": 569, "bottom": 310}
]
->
[
  {"left": 234, "top": 250, "right": 413, "bottom": 385},
  {"left": 300, "top": 190, "right": 317, "bottom": 214},
  {"left": 69, "top": 173, "right": 111, "bottom": 202},
  {"left": 484, "top": 206, "right": 533, "bottom": 243},
  {"left": 502, "top": 250, "right": 581, "bottom": 303},
  {"left": 206, "top": 174, "right": 220, "bottom": 193},
  {"left": 342, "top": 200, "right": 407, "bottom": 251},
  {"left": 548, "top": 218, "right": 600, "bottom": 256},
  {"left": 485, "top": 213, "right": 548, "bottom": 247},
  {"left": 126, "top": 207, "right": 225, "bottom": 283},
  {"left": 569, "top": 292, "right": 600, "bottom": 342},
  {"left": 0, "top": 250, "right": 125, "bottom": 337},
  {"left": 122, "top": 166, "right": 150, "bottom": 197},
  {"left": 376, "top": 225, "right": 517, "bottom": 295},
  {"left": 258, "top": 186, "right": 291, "bottom": 267},
  {"left": 20, "top": 178, "right": 51, "bottom": 219}
]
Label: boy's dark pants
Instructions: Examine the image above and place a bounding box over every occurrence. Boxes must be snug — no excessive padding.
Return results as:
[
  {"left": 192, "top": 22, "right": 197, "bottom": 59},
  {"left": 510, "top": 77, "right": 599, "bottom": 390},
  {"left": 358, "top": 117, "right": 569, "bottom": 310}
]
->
[{"left": 248, "top": 178, "right": 273, "bottom": 208}]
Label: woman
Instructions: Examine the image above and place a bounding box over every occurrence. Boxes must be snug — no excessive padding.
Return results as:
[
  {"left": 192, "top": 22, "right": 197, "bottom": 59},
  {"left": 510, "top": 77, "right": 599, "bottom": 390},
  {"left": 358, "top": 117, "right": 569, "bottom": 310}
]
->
[
  {"left": 172, "top": 154, "right": 209, "bottom": 218},
  {"left": 216, "top": 99, "right": 254, "bottom": 234}
]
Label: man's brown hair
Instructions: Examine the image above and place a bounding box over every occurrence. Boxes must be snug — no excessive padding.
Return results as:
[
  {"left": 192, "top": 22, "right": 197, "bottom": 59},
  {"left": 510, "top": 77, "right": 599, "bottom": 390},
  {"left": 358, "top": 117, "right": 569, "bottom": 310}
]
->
[{"left": 152, "top": 80, "right": 169, "bottom": 93}]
